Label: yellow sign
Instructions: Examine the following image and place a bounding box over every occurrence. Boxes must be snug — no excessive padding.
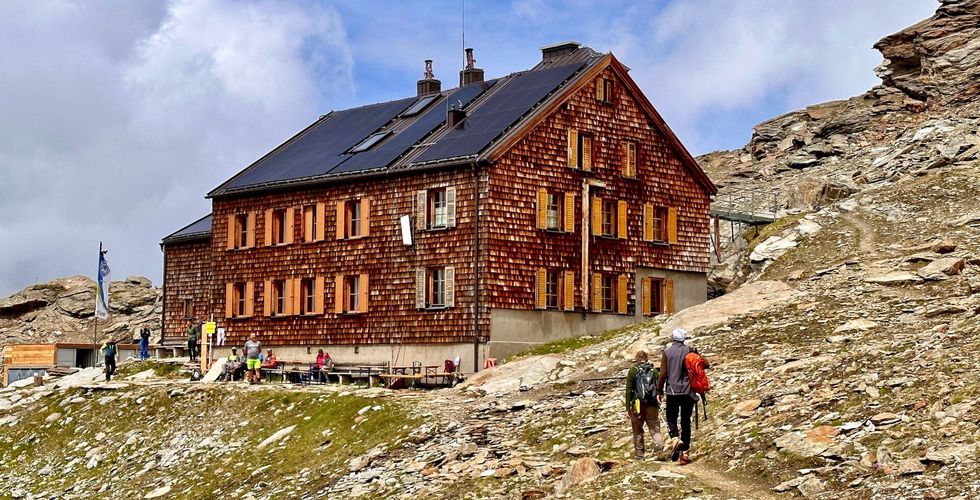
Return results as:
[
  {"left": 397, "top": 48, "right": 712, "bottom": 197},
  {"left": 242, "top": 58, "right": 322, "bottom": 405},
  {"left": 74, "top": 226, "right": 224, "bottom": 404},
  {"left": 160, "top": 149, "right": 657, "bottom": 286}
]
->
[{"left": 204, "top": 322, "right": 216, "bottom": 335}]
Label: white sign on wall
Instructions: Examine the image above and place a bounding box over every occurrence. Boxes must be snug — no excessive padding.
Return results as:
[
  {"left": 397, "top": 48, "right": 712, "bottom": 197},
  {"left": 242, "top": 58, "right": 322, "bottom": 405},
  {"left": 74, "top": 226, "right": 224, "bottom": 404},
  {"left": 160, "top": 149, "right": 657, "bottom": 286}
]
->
[{"left": 400, "top": 215, "right": 413, "bottom": 246}]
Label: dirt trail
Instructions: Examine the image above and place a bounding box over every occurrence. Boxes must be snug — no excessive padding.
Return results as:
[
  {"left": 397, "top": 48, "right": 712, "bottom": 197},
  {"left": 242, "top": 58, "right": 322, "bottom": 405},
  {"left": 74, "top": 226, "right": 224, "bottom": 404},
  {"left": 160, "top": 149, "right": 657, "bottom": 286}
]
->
[
  {"left": 840, "top": 211, "right": 876, "bottom": 256},
  {"left": 664, "top": 461, "right": 780, "bottom": 500}
]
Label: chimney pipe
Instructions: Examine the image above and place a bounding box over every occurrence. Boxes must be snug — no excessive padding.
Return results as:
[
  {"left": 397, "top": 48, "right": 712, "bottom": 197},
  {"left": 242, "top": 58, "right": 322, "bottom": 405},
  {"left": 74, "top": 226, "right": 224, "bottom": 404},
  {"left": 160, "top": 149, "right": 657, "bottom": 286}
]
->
[
  {"left": 447, "top": 100, "right": 466, "bottom": 127},
  {"left": 417, "top": 59, "right": 441, "bottom": 96},
  {"left": 459, "top": 48, "right": 484, "bottom": 86},
  {"left": 541, "top": 41, "right": 581, "bottom": 61}
]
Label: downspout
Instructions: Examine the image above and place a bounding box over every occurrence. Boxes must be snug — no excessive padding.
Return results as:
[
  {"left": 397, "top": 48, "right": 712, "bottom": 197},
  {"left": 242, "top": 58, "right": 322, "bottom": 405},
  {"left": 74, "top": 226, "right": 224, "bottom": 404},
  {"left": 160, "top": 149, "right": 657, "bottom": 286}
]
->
[
  {"left": 160, "top": 243, "right": 167, "bottom": 345},
  {"left": 582, "top": 179, "right": 606, "bottom": 315},
  {"left": 472, "top": 161, "right": 483, "bottom": 372}
]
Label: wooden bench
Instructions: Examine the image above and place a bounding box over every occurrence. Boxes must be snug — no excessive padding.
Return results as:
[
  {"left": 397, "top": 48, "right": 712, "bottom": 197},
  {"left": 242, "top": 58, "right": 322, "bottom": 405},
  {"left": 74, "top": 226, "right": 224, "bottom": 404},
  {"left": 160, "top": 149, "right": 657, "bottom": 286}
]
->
[{"left": 326, "top": 362, "right": 390, "bottom": 386}]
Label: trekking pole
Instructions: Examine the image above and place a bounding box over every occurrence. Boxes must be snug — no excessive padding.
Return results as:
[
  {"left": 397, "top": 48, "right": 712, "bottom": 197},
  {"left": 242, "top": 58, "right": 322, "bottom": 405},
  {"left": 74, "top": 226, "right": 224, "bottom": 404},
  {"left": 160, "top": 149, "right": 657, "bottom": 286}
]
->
[
  {"left": 702, "top": 393, "right": 709, "bottom": 421},
  {"left": 694, "top": 398, "right": 700, "bottom": 431}
]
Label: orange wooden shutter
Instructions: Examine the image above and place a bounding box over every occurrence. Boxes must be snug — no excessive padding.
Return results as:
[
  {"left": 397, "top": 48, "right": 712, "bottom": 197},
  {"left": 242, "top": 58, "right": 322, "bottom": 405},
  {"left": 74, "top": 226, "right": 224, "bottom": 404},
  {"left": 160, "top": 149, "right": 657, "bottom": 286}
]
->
[
  {"left": 591, "top": 197, "right": 602, "bottom": 236},
  {"left": 536, "top": 188, "right": 548, "bottom": 229},
  {"left": 643, "top": 204, "right": 653, "bottom": 241},
  {"left": 244, "top": 282, "right": 255, "bottom": 317},
  {"left": 304, "top": 206, "right": 314, "bottom": 242},
  {"left": 415, "top": 190, "right": 427, "bottom": 230},
  {"left": 334, "top": 276, "right": 344, "bottom": 314},
  {"left": 582, "top": 135, "right": 592, "bottom": 171},
  {"left": 226, "top": 214, "right": 236, "bottom": 250},
  {"left": 629, "top": 143, "right": 637, "bottom": 177},
  {"left": 595, "top": 79, "right": 605, "bottom": 101},
  {"left": 567, "top": 129, "right": 578, "bottom": 167},
  {"left": 563, "top": 193, "right": 575, "bottom": 232},
  {"left": 264, "top": 280, "right": 272, "bottom": 316},
  {"left": 285, "top": 208, "right": 295, "bottom": 244},
  {"left": 360, "top": 198, "right": 371, "bottom": 237},
  {"left": 665, "top": 279, "right": 675, "bottom": 313},
  {"left": 294, "top": 278, "right": 303, "bottom": 314},
  {"left": 667, "top": 207, "right": 678, "bottom": 244},
  {"left": 358, "top": 274, "right": 369, "bottom": 312},
  {"left": 446, "top": 187, "right": 457, "bottom": 228},
  {"left": 315, "top": 202, "right": 326, "bottom": 241},
  {"left": 282, "top": 279, "right": 292, "bottom": 315},
  {"left": 535, "top": 268, "right": 547, "bottom": 309},
  {"left": 617, "top": 200, "right": 628, "bottom": 239},
  {"left": 640, "top": 278, "right": 651, "bottom": 315},
  {"left": 592, "top": 273, "right": 603, "bottom": 312},
  {"left": 415, "top": 268, "right": 426, "bottom": 308},
  {"left": 335, "top": 202, "right": 345, "bottom": 239},
  {"left": 314, "top": 276, "right": 325, "bottom": 314},
  {"left": 246, "top": 213, "right": 256, "bottom": 248},
  {"left": 563, "top": 270, "right": 575, "bottom": 311},
  {"left": 264, "top": 209, "right": 273, "bottom": 246},
  {"left": 224, "top": 282, "right": 234, "bottom": 318},
  {"left": 617, "top": 275, "right": 627, "bottom": 314},
  {"left": 444, "top": 267, "right": 455, "bottom": 307}
]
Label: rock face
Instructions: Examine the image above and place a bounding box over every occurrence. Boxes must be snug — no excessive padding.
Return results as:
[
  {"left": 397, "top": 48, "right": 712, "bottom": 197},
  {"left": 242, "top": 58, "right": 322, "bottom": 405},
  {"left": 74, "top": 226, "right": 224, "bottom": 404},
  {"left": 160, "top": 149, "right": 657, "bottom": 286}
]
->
[
  {"left": 0, "top": 275, "right": 161, "bottom": 351},
  {"left": 704, "top": 0, "right": 980, "bottom": 292}
]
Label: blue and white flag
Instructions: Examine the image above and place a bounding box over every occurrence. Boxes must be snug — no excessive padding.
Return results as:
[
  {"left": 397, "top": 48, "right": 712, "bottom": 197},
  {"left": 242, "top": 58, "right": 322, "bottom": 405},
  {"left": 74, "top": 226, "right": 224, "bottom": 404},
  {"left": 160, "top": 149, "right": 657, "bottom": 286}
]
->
[{"left": 96, "top": 251, "right": 111, "bottom": 319}]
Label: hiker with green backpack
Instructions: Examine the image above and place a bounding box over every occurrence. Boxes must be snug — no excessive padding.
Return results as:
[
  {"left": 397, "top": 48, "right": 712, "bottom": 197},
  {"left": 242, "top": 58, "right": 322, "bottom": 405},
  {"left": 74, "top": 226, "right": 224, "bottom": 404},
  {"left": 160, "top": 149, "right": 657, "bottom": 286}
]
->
[{"left": 624, "top": 350, "right": 663, "bottom": 460}]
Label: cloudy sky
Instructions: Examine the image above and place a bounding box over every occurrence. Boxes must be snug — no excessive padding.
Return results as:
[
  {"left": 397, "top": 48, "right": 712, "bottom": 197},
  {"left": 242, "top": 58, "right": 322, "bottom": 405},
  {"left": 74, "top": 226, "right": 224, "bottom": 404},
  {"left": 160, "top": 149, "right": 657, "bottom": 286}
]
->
[{"left": 0, "top": 0, "right": 935, "bottom": 296}]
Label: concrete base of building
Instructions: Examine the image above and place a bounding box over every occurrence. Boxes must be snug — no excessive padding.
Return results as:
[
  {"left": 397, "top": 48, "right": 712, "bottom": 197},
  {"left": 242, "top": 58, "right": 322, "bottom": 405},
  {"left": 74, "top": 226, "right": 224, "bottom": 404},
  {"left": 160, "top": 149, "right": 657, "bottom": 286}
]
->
[
  {"left": 487, "top": 269, "right": 707, "bottom": 361},
  {"left": 206, "top": 342, "right": 485, "bottom": 374}
]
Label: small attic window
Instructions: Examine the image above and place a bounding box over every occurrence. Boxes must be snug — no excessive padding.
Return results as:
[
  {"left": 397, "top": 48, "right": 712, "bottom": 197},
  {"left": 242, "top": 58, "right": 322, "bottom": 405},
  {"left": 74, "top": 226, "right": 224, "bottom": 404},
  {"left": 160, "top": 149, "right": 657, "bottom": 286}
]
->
[
  {"left": 401, "top": 95, "right": 438, "bottom": 117},
  {"left": 349, "top": 131, "right": 390, "bottom": 153}
]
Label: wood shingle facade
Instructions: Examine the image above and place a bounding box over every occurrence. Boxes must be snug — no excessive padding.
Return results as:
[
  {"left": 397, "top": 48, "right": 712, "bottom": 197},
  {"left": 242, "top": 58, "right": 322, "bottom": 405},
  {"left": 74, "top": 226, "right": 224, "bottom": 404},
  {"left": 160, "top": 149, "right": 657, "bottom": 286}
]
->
[{"left": 161, "top": 43, "right": 716, "bottom": 371}]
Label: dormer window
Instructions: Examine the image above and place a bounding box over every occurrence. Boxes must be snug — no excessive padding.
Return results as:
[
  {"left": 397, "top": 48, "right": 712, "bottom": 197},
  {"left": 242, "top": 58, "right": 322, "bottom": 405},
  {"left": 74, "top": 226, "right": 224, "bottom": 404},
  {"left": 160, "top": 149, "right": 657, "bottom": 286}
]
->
[{"left": 349, "top": 131, "right": 390, "bottom": 153}]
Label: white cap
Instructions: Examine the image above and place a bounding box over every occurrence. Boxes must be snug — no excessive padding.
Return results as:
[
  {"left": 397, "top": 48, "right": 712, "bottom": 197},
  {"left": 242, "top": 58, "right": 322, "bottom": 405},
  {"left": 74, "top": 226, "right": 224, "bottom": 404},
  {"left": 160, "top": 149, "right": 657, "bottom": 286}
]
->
[{"left": 671, "top": 328, "right": 688, "bottom": 342}]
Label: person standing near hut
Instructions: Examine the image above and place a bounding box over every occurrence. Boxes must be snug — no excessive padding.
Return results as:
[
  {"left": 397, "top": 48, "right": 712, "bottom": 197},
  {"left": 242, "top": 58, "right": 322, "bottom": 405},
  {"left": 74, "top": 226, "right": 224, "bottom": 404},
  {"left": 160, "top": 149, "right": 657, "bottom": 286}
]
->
[
  {"left": 186, "top": 319, "right": 199, "bottom": 362},
  {"left": 102, "top": 340, "right": 117, "bottom": 382},
  {"left": 139, "top": 327, "right": 151, "bottom": 361},
  {"left": 243, "top": 334, "right": 261, "bottom": 384}
]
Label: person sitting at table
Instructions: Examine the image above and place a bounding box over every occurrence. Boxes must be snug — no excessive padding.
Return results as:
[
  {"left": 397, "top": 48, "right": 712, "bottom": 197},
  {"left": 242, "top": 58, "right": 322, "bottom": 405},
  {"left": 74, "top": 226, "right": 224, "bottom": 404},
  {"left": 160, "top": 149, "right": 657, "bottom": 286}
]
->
[
  {"left": 223, "top": 348, "right": 242, "bottom": 382},
  {"left": 314, "top": 349, "right": 334, "bottom": 382},
  {"left": 261, "top": 349, "right": 278, "bottom": 370}
]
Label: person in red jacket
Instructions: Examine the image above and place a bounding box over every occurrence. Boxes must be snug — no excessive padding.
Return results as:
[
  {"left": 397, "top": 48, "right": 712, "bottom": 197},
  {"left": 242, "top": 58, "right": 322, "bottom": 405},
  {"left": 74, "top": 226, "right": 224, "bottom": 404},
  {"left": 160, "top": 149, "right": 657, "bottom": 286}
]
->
[{"left": 261, "top": 349, "right": 278, "bottom": 370}]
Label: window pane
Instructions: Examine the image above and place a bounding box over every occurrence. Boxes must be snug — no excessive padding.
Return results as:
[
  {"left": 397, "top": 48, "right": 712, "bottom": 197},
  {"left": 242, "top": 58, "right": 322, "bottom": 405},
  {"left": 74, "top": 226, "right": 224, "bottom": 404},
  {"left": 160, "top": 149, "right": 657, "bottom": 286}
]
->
[
  {"left": 349, "top": 201, "right": 361, "bottom": 237},
  {"left": 431, "top": 269, "right": 445, "bottom": 306},
  {"left": 348, "top": 276, "right": 359, "bottom": 311},
  {"left": 545, "top": 271, "right": 559, "bottom": 308},
  {"left": 546, "top": 193, "right": 559, "bottom": 229},
  {"left": 432, "top": 190, "right": 447, "bottom": 227}
]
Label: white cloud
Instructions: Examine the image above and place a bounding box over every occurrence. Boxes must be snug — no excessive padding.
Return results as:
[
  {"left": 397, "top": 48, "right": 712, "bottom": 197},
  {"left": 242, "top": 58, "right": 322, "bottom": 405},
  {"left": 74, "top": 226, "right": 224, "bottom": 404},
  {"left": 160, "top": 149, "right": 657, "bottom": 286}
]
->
[
  {"left": 0, "top": 0, "right": 352, "bottom": 295},
  {"left": 598, "top": 0, "right": 937, "bottom": 152}
]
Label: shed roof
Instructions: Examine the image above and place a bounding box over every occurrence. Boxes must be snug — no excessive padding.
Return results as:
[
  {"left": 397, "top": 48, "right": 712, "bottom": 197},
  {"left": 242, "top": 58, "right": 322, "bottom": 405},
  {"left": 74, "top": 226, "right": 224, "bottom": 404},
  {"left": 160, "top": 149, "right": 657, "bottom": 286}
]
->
[{"left": 161, "top": 214, "right": 212, "bottom": 245}]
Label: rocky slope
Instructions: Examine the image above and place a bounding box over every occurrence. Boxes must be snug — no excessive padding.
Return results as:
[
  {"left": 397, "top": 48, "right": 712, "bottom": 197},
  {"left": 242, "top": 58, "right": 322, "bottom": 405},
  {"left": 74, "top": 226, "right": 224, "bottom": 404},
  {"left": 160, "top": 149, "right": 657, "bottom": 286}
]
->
[
  {"left": 703, "top": 0, "right": 980, "bottom": 293},
  {"left": 0, "top": 275, "right": 162, "bottom": 352}
]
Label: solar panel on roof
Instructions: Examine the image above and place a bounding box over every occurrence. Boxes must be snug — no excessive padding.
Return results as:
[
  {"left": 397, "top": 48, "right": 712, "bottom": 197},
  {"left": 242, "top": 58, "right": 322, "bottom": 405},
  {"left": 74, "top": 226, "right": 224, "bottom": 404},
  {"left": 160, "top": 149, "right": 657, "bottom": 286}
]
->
[
  {"left": 213, "top": 96, "right": 415, "bottom": 193},
  {"left": 412, "top": 62, "right": 585, "bottom": 164},
  {"left": 401, "top": 95, "right": 437, "bottom": 117},
  {"left": 329, "top": 81, "right": 494, "bottom": 175}
]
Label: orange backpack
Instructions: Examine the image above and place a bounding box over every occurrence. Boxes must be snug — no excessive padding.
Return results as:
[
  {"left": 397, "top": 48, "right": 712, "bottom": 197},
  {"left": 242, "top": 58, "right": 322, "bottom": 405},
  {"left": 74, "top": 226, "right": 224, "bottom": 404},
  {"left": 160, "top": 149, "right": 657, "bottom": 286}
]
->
[{"left": 684, "top": 352, "right": 710, "bottom": 394}]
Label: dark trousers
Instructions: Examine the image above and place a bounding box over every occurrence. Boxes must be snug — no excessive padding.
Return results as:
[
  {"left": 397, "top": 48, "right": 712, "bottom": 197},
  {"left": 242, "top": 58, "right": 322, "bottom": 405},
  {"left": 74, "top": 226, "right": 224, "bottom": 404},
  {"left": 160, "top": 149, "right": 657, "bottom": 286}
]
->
[
  {"left": 188, "top": 340, "right": 197, "bottom": 361},
  {"left": 139, "top": 338, "right": 149, "bottom": 360},
  {"left": 105, "top": 356, "right": 116, "bottom": 381},
  {"left": 665, "top": 394, "right": 696, "bottom": 451}
]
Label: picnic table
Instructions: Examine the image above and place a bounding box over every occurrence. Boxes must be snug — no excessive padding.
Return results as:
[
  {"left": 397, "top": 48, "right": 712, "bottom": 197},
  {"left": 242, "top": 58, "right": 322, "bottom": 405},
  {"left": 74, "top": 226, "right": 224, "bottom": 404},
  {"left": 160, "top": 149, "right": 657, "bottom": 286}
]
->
[{"left": 379, "top": 364, "right": 461, "bottom": 389}]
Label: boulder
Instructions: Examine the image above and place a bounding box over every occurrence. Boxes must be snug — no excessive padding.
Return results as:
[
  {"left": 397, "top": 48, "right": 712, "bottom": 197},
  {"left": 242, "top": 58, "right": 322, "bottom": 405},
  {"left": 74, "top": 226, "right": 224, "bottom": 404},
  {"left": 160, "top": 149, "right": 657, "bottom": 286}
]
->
[
  {"left": 734, "top": 399, "right": 762, "bottom": 417},
  {"left": 144, "top": 485, "right": 171, "bottom": 499},
  {"left": 898, "top": 457, "right": 926, "bottom": 475},
  {"left": 870, "top": 412, "right": 901, "bottom": 426},
  {"left": 554, "top": 457, "right": 601, "bottom": 495},
  {"left": 56, "top": 286, "right": 97, "bottom": 317},
  {"left": 750, "top": 236, "right": 798, "bottom": 262},
  {"left": 918, "top": 257, "right": 965, "bottom": 280}
]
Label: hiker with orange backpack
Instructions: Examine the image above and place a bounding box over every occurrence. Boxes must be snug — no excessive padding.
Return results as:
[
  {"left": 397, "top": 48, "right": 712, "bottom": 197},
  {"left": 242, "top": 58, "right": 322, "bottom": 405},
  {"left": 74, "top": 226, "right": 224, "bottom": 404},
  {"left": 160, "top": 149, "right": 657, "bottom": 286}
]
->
[{"left": 657, "top": 328, "right": 710, "bottom": 464}]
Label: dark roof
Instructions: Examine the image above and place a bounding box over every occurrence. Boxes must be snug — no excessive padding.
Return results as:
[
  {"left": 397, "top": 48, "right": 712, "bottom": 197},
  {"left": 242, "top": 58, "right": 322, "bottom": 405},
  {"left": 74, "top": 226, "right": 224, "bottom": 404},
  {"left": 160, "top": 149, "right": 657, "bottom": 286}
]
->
[
  {"left": 206, "top": 45, "right": 716, "bottom": 198},
  {"left": 209, "top": 48, "right": 604, "bottom": 198},
  {"left": 161, "top": 214, "right": 212, "bottom": 245}
]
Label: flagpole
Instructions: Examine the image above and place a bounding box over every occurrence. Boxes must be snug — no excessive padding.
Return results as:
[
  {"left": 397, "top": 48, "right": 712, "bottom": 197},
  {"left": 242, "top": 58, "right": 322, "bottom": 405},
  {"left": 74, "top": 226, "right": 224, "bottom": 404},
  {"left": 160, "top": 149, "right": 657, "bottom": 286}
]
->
[{"left": 95, "top": 241, "right": 102, "bottom": 345}]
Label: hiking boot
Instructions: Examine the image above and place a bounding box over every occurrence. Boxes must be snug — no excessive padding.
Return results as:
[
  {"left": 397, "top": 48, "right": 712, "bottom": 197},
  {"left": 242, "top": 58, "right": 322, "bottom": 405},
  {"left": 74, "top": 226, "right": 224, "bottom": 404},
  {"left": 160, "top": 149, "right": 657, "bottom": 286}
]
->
[
  {"left": 670, "top": 438, "right": 683, "bottom": 462},
  {"left": 635, "top": 452, "right": 644, "bottom": 461},
  {"left": 678, "top": 452, "right": 691, "bottom": 465}
]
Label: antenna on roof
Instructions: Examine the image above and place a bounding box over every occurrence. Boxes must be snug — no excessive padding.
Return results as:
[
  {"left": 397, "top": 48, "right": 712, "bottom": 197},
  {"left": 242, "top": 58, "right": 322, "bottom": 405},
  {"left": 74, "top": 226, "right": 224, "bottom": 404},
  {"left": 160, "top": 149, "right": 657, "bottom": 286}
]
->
[{"left": 461, "top": 0, "right": 466, "bottom": 69}]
